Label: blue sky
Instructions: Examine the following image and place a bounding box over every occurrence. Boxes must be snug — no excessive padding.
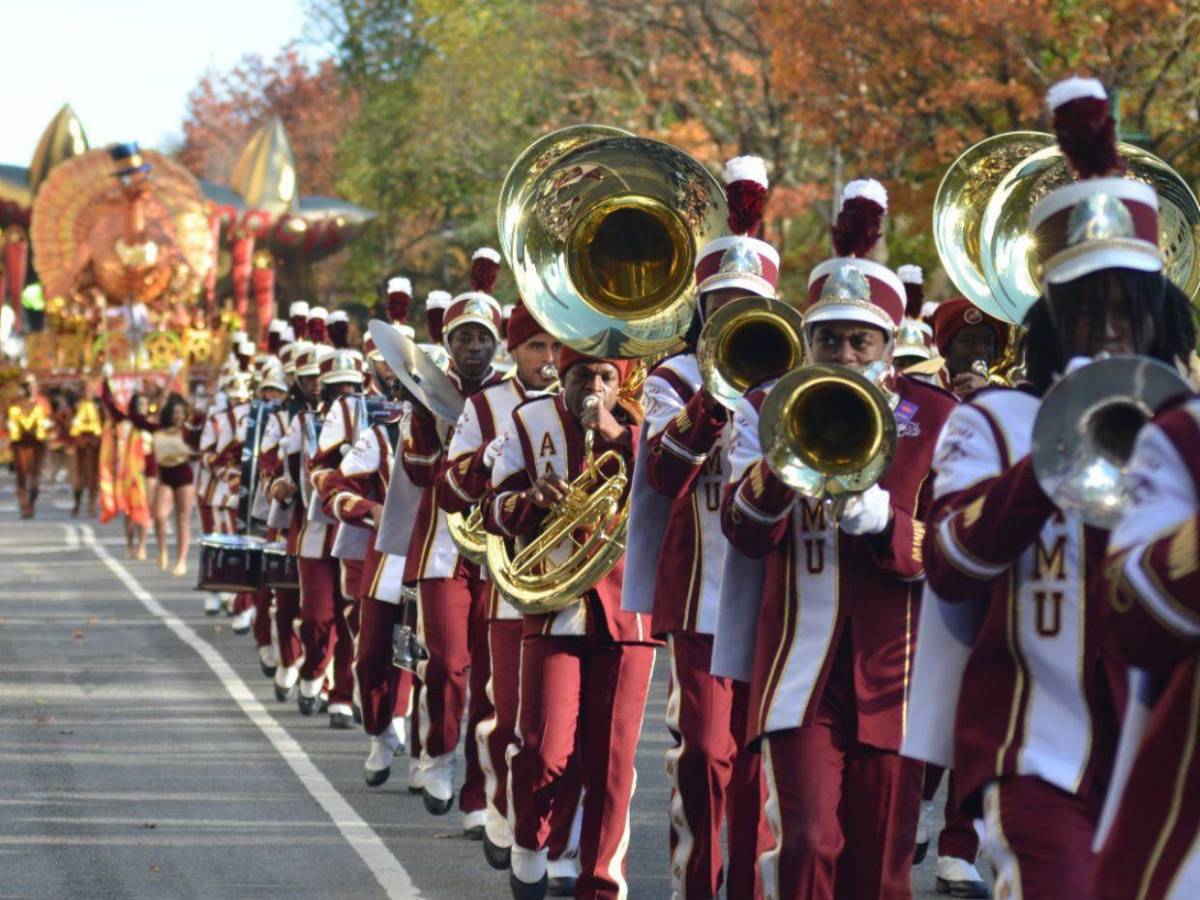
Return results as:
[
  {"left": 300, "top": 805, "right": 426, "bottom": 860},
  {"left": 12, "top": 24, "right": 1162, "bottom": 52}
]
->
[{"left": 2, "top": 0, "right": 312, "bottom": 165}]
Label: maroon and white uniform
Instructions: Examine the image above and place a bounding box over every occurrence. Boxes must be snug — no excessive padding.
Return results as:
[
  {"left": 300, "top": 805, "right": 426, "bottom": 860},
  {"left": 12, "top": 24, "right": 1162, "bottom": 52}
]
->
[
  {"left": 324, "top": 419, "right": 418, "bottom": 744},
  {"left": 201, "top": 400, "right": 248, "bottom": 532},
  {"left": 259, "top": 403, "right": 303, "bottom": 681},
  {"left": 1092, "top": 399, "right": 1200, "bottom": 900},
  {"left": 487, "top": 393, "right": 656, "bottom": 897},
  {"left": 633, "top": 352, "right": 763, "bottom": 899},
  {"left": 438, "top": 376, "right": 534, "bottom": 848},
  {"left": 403, "top": 366, "right": 504, "bottom": 817},
  {"left": 922, "top": 387, "right": 1123, "bottom": 899},
  {"left": 721, "top": 374, "right": 954, "bottom": 900},
  {"left": 314, "top": 394, "right": 370, "bottom": 602}
]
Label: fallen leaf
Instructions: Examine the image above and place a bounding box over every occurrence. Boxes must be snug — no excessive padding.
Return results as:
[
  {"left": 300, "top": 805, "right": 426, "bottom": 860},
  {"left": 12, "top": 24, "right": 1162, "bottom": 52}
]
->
[
  {"left": 35, "top": 715, "right": 55, "bottom": 725},
  {"left": 72, "top": 629, "right": 85, "bottom": 640},
  {"left": 87, "top": 617, "right": 99, "bottom": 625},
  {"left": 59, "top": 729, "right": 74, "bottom": 735},
  {"left": 212, "top": 625, "right": 224, "bottom": 634},
  {"left": 142, "top": 822, "right": 157, "bottom": 830},
  {"left": 148, "top": 865, "right": 160, "bottom": 873}
]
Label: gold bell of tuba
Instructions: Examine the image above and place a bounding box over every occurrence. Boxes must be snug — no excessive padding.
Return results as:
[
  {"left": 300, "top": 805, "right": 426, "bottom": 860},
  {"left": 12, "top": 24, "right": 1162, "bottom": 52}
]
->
[
  {"left": 933, "top": 131, "right": 1200, "bottom": 326},
  {"left": 757, "top": 361, "right": 897, "bottom": 517},
  {"left": 1031, "top": 354, "right": 1190, "bottom": 529},
  {"left": 497, "top": 126, "right": 728, "bottom": 359},
  {"left": 487, "top": 128, "right": 726, "bottom": 613},
  {"left": 697, "top": 295, "right": 806, "bottom": 410}
]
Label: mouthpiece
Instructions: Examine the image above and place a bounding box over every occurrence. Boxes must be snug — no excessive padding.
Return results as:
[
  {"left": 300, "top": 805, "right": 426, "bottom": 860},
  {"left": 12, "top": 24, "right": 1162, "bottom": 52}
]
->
[
  {"left": 539, "top": 363, "right": 558, "bottom": 381},
  {"left": 971, "top": 359, "right": 989, "bottom": 378},
  {"left": 582, "top": 395, "right": 600, "bottom": 411}
]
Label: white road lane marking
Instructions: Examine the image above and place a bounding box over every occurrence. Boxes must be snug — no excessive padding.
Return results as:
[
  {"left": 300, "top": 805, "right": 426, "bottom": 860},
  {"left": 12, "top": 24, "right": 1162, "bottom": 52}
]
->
[
  {"left": 78, "top": 525, "right": 421, "bottom": 900},
  {"left": 62, "top": 524, "right": 80, "bottom": 548}
]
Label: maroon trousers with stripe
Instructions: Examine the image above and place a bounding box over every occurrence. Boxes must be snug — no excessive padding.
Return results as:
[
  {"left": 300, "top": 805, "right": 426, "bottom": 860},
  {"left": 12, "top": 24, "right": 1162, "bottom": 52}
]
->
[
  {"left": 922, "top": 765, "right": 979, "bottom": 861},
  {"left": 759, "top": 635, "right": 922, "bottom": 900},
  {"left": 273, "top": 587, "right": 303, "bottom": 669},
  {"left": 298, "top": 556, "right": 354, "bottom": 705},
  {"left": 509, "top": 632, "right": 655, "bottom": 900},
  {"left": 355, "top": 595, "right": 416, "bottom": 737},
  {"left": 418, "top": 571, "right": 491, "bottom": 814},
  {"left": 665, "top": 632, "right": 765, "bottom": 900}
]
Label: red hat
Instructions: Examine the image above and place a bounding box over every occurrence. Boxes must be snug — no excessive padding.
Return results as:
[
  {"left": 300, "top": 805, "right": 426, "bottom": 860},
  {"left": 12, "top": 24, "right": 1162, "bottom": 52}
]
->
[
  {"left": 694, "top": 156, "right": 779, "bottom": 301},
  {"left": 805, "top": 179, "right": 905, "bottom": 333},
  {"left": 387, "top": 276, "right": 412, "bottom": 324},
  {"left": 931, "top": 298, "right": 1008, "bottom": 356},
  {"left": 1030, "top": 77, "right": 1161, "bottom": 286},
  {"left": 425, "top": 291, "right": 451, "bottom": 343},
  {"left": 328, "top": 309, "right": 351, "bottom": 349},
  {"left": 555, "top": 346, "right": 633, "bottom": 384},
  {"left": 897, "top": 265, "right": 924, "bottom": 319},
  {"left": 443, "top": 248, "right": 503, "bottom": 346},
  {"left": 505, "top": 301, "right": 550, "bottom": 351}
]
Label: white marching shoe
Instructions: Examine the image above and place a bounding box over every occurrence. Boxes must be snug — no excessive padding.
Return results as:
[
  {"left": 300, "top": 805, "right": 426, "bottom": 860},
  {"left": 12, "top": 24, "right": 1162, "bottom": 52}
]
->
[
  {"left": 203, "top": 593, "right": 222, "bottom": 616},
  {"left": 230, "top": 606, "right": 255, "bottom": 635},
  {"left": 364, "top": 721, "right": 405, "bottom": 787},
  {"left": 274, "top": 663, "right": 300, "bottom": 702},
  {"left": 407, "top": 756, "right": 424, "bottom": 793},
  {"left": 462, "top": 808, "right": 487, "bottom": 840},
  {"left": 421, "top": 752, "right": 455, "bottom": 815},
  {"left": 257, "top": 644, "right": 278, "bottom": 678},
  {"left": 935, "top": 855, "right": 990, "bottom": 898}
]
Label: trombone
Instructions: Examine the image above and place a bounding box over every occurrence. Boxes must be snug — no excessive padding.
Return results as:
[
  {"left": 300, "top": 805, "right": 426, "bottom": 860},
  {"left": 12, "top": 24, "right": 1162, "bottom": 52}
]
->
[{"left": 697, "top": 295, "right": 806, "bottom": 410}]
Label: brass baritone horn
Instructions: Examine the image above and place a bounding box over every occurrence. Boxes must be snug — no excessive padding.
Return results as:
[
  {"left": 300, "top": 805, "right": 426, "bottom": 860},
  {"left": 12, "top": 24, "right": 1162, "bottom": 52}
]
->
[
  {"left": 1031, "top": 355, "right": 1190, "bottom": 529},
  {"left": 697, "top": 296, "right": 806, "bottom": 410},
  {"left": 757, "top": 362, "right": 897, "bottom": 515},
  {"left": 486, "top": 397, "right": 629, "bottom": 615}
]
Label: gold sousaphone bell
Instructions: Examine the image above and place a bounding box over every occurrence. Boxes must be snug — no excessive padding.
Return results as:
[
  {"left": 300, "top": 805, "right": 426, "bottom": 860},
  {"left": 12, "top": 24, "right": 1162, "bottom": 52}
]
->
[
  {"left": 487, "top": 127, "right": 727, "bottom": 613},
  {"left": 934, "top": 131, "right": 1200, "bottom": 325}
]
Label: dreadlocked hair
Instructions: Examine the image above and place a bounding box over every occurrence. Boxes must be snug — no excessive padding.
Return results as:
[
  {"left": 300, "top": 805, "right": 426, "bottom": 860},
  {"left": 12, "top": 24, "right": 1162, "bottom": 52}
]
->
[{"left": 1021, "top": 267, "right": 1196, "bottom": 395}]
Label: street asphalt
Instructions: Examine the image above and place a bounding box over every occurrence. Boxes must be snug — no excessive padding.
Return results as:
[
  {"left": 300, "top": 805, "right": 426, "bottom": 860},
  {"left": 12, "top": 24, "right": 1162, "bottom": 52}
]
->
[{"left": 0, "top": 477, "right": 966, "bottom": 899}]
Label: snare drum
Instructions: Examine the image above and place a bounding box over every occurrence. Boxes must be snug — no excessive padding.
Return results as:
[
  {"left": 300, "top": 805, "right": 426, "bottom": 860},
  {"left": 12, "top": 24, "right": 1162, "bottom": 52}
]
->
[
  {"left": 261, "top": 542, "right": 300, "bottom": 590},
  {"left": 196, "top": 534, "right": 266, "bottom": 593}
]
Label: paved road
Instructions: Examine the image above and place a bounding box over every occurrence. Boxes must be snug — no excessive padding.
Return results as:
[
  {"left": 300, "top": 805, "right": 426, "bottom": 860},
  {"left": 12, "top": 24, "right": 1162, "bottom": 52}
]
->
[{"left": 0, "top": 480, "right": 962, "bottom": 898}]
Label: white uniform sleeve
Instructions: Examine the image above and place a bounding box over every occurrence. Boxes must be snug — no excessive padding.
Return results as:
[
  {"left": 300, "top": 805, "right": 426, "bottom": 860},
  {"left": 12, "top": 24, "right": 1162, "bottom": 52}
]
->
[
  {"left": 1110, "top": 422, "right": 1199, "bottom": 554},
  {"left": 259, "top": 412, "right": 284, "bottom": 454},
  {"left": 642, "top": 373, "right": 686, "bottom": 440},
  {"left": 200, "top": 414, "right": 218, "bottom": 453},
  {"left": 279, "top": 413, "right": 303, "bottom": 458},
  {"left": 448, "top": 397, "right": 483, "bottom": 459},
  {"left": 930, "top": 403, "right": 1004, "bottom": 501},
  {"left": 339, "top": 428, "right": 382, "bottom": 478},
  {"left": 318, "top": 399, "right": 349, "bottom": 453},
  {"left": 726, "top": 392, "right": 763, "bottom": 484}
]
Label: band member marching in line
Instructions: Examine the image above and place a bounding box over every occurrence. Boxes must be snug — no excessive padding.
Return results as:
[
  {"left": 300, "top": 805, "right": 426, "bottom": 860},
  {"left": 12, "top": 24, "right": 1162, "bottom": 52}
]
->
[
  {"left": 321, "top": 325, "right": 419, "bottom": 785},
  {"left": 1094, "top": 394, "right": 1200, "bottom": 900},
  {"left": 920, "top": 78, "right": 1197, "bottom": 899},
  {"left": 402, "top": 250, "right": 506, "bottom": 828},
  {"left": 720, "top": 178, "right": 957, "bottom": 900},
  {"left": 7, "top": 373, "right": 52, "bottom": 519},
  {"left": 930, "top": 298, "right": 1009, "bottom": 399},
  {"left": 263, "top": 340, "right": 318, "bottom": 701},
  {"left": 488, "top": 346, "right": 658, "bottom": 900},
  {"left": 434, "top": 300, "right": 569, "bottom": 870},
  {"left": 68, "top": 381, "right": 104, "bottom": 518},
  {"left": 625, "top": 155, "right": 775, "bottom": 900}
]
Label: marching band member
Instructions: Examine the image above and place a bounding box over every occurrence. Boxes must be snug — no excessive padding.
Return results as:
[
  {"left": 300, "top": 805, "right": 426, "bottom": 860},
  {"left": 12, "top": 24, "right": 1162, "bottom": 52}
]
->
[
  {"left": 627, "top": 155, "right": 776, "bottom": 900},
  {"left": 1093, "top": 395, "right": 1199, "bottom": 900},
  {"left": 489, "top": 345, "right": 656, "bottom": 900},
  {"left": 322, "top": 331, "right": 418, "bottom": 784},
  {"left": 436, "top": 300, "right": 562, "bottom": 867},
  {"left": 207, "top": 372, "right": 256, "bottom": 632},
  {"left": 921, "top": 78, "right": 1197, "bottom": 899},
  {"left": 720, "top": 179, "right": 957, "bottom": 899},
  {"left": 68, "top": 382, "right": 103, "bottom": 519},
  {"left": 307, "top": 306, "right": 331, "bottom": 346},
  {"left": 264, "top": 341, "right": 319, "bottom": 701},
  {"left": 7, "top": 373, "right": 52, "bottom": 519},
  {"left": 402, "top": 251, "right": 506, "bottom": 828},
  {"left": 385, "top": 277, "right": 417, "bottom": 337},
  {"left": 289, "top": 301, "right": 310, "bottom": 340},
  {"left": 930, "top": 298, "right": 1009, "bottom": 399}
]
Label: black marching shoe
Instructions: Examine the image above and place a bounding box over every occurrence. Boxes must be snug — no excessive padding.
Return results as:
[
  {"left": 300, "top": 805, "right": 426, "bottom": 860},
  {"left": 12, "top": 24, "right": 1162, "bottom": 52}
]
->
[
  {"left": 509, "top": 872, "right": 548, "bottom": 900},
  {"left": 422, "top": 789, "right": 453, "bottom": 816},
  {"left": 297, "top": 694, "right": 328, "bottom": 717},
  {"left": 329, "top": 711, "right": 356, "bottom": 730},
  {"left": 274, "top": 682, "right": 298, "bottom": 702},
  {"left": 483, "top": 835, "right": 510, "bottom": 870},
  {"left": 546, "top": 875, "right": 576, "bottom": 898}
]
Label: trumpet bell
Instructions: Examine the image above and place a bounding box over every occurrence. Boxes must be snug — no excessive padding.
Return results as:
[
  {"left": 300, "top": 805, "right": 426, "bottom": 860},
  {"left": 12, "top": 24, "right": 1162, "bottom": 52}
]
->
[
  {"left": 697, "top": 296, "right": 806, "bottom": 410},
  {"left": 934, "top": 132, "right": 1055, "bottom": 320},
  {"left": 758, "top": 363, "right": 897, "bottom": 501},
  {"left": 498, "top": 132, "right": 727, "bottom": 358},
  {"left": 1032, "top": 354, "right": 1190, "bottom": 529},
  {"left": 982, "top": 141, "right": 1200, "bottom": 324}
]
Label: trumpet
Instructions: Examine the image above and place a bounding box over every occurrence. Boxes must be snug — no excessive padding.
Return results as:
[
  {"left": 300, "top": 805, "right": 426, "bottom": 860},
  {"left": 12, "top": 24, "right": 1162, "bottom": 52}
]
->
[
  {"left": 757, "top": 361, "right": 897, "bottom": 517},
  {"left": 697, "top": 295, "right": 806, "bottom": 410}
]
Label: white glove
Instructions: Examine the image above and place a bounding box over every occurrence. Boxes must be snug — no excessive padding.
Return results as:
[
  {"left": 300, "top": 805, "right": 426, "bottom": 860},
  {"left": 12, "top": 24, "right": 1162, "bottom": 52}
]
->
[
  {"left": 483, "top": 434, "right": 504, "bottom": 469},
  {"left": 838, "top": 484, "right": 892, "bottom": 536},
  {"left": 101, "top": 362, "right": 114, "bottom": 379}
]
